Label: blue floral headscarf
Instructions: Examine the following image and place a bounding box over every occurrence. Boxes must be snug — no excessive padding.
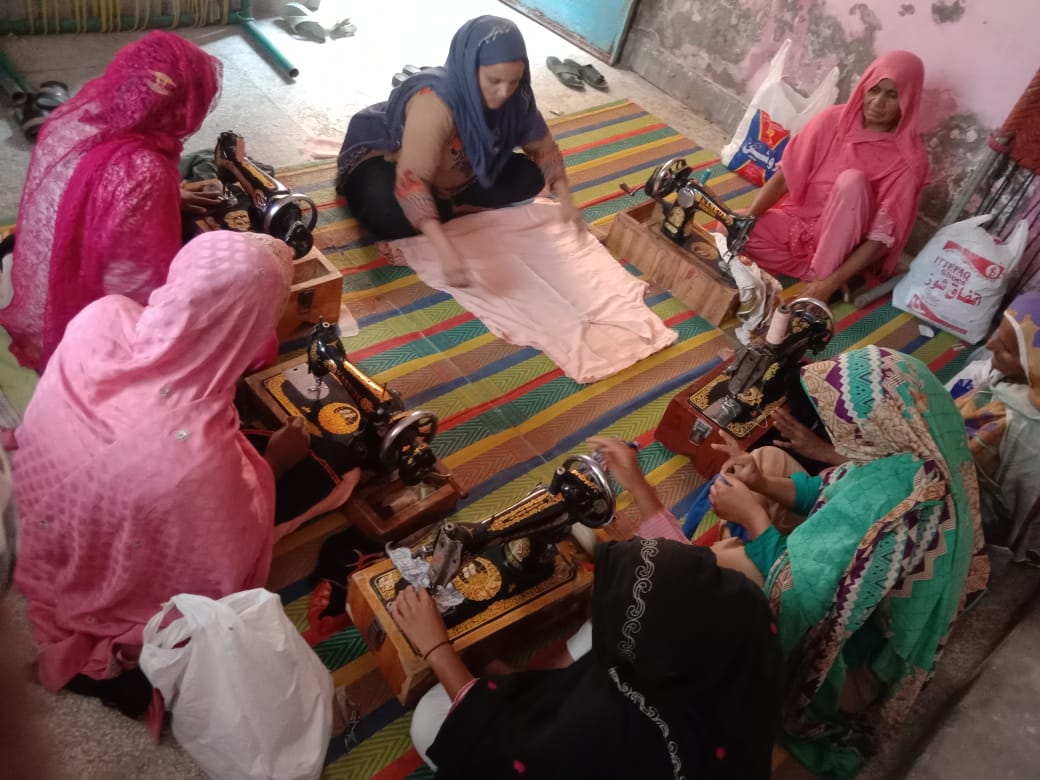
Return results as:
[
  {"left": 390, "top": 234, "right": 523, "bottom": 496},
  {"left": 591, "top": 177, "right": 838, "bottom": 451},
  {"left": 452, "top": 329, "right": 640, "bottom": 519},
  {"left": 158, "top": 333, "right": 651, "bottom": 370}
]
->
[{"left": 338, "top": 15, "right": 548, "bottom": 187}]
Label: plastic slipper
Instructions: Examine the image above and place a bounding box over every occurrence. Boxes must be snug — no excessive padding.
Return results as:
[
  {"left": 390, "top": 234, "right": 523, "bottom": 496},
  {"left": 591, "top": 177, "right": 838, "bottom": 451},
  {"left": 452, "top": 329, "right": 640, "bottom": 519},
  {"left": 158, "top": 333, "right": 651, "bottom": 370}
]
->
[
  {"left": 566, "top": 59, "right": 608, "bottom": 90},
  {"left": 281, "top": 2, "right": 326, "bottom": 43},
  {"left": 546, "top": 56, "right": 584, "bottom": 90}
]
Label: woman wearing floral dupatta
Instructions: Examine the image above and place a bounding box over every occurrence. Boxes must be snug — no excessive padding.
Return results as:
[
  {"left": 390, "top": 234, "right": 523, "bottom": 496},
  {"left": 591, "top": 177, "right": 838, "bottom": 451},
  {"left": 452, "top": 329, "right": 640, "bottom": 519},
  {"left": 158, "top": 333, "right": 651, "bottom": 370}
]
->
[
  {"left": 956, "top": 291, "right": 1040, "bottom": 563},
  {"left": 705, "top": 346, "right": 988, "bottom": 776}
]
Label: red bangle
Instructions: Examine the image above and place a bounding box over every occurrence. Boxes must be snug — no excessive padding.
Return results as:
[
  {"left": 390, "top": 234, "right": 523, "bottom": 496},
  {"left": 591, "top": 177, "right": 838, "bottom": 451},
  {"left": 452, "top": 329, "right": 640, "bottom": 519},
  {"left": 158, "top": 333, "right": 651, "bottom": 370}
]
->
[{"left": 422, "top": 639, "right": 451, "bottom": 661}]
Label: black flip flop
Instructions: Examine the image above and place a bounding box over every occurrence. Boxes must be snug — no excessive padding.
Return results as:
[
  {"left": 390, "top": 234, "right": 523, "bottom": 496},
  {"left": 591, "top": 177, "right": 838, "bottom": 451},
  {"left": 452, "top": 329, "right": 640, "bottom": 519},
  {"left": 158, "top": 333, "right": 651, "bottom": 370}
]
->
[
  {"left": 546, "top": 56, "right": 584, "bottom": 90},
  {"left": 567, "top": 59, "right": 608, "bottom": 90}
]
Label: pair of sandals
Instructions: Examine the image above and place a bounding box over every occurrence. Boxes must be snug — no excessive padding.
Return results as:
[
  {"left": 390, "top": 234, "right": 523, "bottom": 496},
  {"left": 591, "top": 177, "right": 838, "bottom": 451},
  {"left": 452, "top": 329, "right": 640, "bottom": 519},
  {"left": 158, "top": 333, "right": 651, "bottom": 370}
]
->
[
  {"left": 546, "top": 57, "right": 608, "bottom": 91},
  {"left": 13, "top": 81, "right": 70, "bottom": 142}
]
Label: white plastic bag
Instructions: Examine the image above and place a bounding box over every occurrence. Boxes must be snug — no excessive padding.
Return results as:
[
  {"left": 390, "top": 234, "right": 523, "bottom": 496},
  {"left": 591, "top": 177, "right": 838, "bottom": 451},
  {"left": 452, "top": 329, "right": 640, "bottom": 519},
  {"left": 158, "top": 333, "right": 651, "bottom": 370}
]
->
[
  {"left": 140, "top": 589, "right": 333, "bottom": 780},
  {"left": 893, "top": 215, "right": 1029, "bottom": 343},
  {"left": 721, "top": 39, "right": 839, "bottom": 186}
]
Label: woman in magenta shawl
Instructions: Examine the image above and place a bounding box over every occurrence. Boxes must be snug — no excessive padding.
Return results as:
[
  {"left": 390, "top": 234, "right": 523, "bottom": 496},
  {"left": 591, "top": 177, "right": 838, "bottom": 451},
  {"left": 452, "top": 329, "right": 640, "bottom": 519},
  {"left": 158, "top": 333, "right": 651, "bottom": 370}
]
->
[
  {"left": 0, "top": 31, "right": 222, "bottom": 372},
  {"left": 11, "top": 231, "right": 307, "bottom": 720},
  {"left": 744, "top": 50, "right": 929, "bottom": 302}
]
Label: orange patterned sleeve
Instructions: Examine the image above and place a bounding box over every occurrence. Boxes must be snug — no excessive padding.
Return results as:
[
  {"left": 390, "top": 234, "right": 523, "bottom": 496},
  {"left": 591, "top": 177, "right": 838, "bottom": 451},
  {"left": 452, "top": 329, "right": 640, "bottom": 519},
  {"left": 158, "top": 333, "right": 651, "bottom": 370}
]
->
[{"left": 523, "top": 131, "right": 566, "bottom": 192}]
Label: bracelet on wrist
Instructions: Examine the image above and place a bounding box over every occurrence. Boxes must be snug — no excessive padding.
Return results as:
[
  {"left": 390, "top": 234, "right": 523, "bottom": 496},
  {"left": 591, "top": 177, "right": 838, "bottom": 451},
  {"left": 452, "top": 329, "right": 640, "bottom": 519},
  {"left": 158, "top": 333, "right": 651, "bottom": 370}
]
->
[{"left": 422, "top": 639, "right": 451, "bottom": 661}]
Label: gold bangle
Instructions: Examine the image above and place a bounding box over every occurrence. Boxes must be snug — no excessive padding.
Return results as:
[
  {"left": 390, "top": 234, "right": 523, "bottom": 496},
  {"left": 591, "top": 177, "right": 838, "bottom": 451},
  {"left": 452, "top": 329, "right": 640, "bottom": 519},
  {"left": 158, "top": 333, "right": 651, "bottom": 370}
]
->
[{"left": 422, "top": 639, "right": 451, "bottom": 661}]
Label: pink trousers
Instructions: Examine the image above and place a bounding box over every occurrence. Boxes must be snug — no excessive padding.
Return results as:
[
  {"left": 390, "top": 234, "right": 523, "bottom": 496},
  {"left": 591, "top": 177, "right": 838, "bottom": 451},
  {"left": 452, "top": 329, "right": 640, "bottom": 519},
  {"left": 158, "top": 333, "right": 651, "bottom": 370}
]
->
[{"left": 745, "top": 169, "right": 874, "bottom": 280}]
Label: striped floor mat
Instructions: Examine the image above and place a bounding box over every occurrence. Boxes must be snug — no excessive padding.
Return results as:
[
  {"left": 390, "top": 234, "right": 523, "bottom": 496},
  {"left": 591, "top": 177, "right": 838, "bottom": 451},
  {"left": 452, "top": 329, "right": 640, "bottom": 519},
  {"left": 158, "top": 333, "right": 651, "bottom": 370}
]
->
[{"left": 274, "top": 99, "right": 972, "bottom": 779}]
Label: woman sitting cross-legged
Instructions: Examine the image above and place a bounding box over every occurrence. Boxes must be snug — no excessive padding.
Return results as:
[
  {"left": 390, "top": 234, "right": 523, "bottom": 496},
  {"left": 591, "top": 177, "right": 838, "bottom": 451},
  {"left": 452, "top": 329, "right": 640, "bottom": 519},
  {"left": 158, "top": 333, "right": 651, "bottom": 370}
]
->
[
  {"left": 336, "top": 15, "right": 579, "bottom": 288},
  {"left": 390, "top": 535, "right": 784, "bottom": 779},
  {"left": 10, "top": 231, "right": 315, "bottom": 719},
  {"left": 743, "top": 51, "right": 929, "bottom": 303},
  {"left": 596, "top": 346, "right": 990, "bottom": 777}
]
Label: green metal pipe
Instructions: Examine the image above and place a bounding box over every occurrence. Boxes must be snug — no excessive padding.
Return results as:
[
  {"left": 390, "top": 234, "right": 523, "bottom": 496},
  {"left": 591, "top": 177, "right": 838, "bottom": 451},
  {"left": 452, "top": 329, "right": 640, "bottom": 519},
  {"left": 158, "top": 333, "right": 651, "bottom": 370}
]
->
[
  {"left": 232, "top": 15, "right": 299, "bottom": 79},
  {"left": 0, "top": 47, "right": 31, "bottom": 94}
]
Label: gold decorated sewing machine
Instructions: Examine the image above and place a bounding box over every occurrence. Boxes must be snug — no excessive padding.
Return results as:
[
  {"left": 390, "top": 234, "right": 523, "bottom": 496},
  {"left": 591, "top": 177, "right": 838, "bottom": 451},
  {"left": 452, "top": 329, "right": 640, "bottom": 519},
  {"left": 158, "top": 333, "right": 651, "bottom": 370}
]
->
[
  {"left": 243, "top": 322, "right": 465, "bottom": 543},
  {"left": 348, "top": 454, "right": 613, "bottom": 706},
  {"left": 656, "top": 298, "right": 834, "bottom": 476}
]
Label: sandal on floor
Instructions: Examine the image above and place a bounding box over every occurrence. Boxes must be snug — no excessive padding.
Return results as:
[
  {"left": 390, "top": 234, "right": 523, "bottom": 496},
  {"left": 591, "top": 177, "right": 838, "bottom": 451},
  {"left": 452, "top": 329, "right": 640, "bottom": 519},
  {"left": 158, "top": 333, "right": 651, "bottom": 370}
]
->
[
  {"left": 568, "top": 59, "right": 608, "bottom": 90},
  {"left": 546, "top": 56, "right": 584, "bottom": 90}
]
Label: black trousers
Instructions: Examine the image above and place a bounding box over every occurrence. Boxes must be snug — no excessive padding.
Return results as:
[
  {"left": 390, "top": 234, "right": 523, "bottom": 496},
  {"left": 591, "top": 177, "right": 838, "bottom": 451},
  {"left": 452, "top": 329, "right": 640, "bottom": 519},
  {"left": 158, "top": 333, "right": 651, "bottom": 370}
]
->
[{"left": 336, "top": 153, "right": 545, "bottom": 239}]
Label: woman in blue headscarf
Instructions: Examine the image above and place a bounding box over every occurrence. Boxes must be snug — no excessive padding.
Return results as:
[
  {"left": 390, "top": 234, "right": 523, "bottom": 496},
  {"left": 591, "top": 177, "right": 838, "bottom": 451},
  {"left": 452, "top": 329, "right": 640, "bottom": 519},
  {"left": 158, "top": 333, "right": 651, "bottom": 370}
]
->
[{"left": 336, "top": 16, "right": 578, "bottom": 286}]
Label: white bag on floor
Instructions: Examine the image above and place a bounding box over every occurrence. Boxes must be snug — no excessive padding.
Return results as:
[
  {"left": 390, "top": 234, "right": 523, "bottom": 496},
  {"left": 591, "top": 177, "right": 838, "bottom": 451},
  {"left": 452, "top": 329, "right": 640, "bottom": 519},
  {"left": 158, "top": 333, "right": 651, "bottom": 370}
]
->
[
  {"left": 721, "top": 39, "right": 839, "bottom": 186},
  {"left": 139, "top": 589, "right": 333, "bottom": 780},
  {"left": 893, "top": 215, "right": 1029, "bottom": 343}
]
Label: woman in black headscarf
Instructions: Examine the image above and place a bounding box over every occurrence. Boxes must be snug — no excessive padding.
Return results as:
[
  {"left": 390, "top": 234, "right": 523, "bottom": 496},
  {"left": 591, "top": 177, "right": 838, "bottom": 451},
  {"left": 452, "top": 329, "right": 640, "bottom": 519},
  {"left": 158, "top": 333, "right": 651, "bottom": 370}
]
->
[{"left": 391, "top": 537, "right": 784, "bottom": 779}]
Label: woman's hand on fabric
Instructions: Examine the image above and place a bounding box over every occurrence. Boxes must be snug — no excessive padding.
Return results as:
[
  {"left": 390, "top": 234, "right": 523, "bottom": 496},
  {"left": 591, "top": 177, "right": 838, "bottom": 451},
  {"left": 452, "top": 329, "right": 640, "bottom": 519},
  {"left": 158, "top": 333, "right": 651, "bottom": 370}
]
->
[
  {"left": 771, "top": 407, "right": 842, "bottom": 465},
  {"left": 441, "top": 253, "right": 472, "bottom": 288},
  {"left": 555, "top": 192, "right": 583, "bottom": 234},
  {"left": 390, "top": 585, "right": 450, "bottom": 656},
  {"left": 709, "top": 473, "right": 769, "bottom": 536},
  {"left": 587, "top": 435, "right": 644, "bottom": 493},
  {"left": 179, "top": 183, "right": 224, "bottom": 216},
  {"left": 711, "top": 432, "right": 764, "bottom": 492},
  {"left": 265, "top": 416, "right": 311, "bottom": 480}
]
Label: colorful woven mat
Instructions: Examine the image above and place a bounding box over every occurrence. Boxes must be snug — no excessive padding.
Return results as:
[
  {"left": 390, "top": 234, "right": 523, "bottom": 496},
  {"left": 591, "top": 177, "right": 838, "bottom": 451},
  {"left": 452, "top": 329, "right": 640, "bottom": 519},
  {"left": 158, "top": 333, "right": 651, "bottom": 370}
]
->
[{"left": 274, "top": 99, "right": 972, "bottom": 778}]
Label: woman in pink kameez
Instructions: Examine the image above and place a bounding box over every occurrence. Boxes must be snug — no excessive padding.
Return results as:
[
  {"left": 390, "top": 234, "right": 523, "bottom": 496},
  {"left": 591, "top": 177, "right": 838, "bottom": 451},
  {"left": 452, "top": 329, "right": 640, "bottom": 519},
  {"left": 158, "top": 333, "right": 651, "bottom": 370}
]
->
[
  {"left": 11, "top": 231, "right": 304, "bottom": 717},
  {"left": 0, "top": 31, "right": 222, "bottom": 371},
  {"left": 743, "top": 50, "right": 929, "bottom": 302}
]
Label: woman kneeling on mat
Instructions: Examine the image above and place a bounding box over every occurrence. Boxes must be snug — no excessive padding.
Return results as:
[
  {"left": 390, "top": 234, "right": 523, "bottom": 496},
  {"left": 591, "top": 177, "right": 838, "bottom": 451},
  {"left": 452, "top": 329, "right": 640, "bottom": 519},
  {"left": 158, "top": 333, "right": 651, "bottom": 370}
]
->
[
  {"left": 391, "top": 536, "right": 783, "bottom": 779},
  {"left": 336, "top": 15, "right": 579, "bottom": 288},
  {"left": 596, "top": 347, "right": 989, "bottom": 777},
  {"left": 743, "top": 51, "right": 929, "bottom": 304},
  {"left": 10, "top": 232, "right": 315, "bottom": 720}
]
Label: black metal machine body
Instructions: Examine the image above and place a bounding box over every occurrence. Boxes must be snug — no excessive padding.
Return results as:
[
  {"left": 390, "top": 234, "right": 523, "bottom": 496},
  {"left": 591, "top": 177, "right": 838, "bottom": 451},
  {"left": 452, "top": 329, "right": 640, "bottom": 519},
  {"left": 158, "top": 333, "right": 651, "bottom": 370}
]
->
[
  {"left": 644, "top": 157, "right": 757, "bottom": 269},
  {"left": 307, "top": 321, "right": 444, "bottom": 486},
  {"left": 416, "top": 454, "right": 615, "bottom": 590},
  {"left": 215, "top": 130, "right": 318, "bottom": 258},
  {"left": 689, "top": 297, "right": 834, "bottom": 444}
]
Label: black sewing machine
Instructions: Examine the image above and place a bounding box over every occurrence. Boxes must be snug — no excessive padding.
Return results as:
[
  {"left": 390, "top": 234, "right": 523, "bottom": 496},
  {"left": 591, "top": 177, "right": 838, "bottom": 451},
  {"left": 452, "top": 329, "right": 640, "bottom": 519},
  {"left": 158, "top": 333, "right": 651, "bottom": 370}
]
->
[
  {"left": 348, "top": 454, "right": 612, "bottom": 704},
  {"left": 214, "top": 130, "right": 318, "bottom": 258},
  {"left": 656, "top": 297, "right": 834, "bottom": 475},
  {"left": 304, "top": 321, "right": 450, "bottom": 487},
  {"left": 642, "top": 157, "right": 757, "bottom": 274}
]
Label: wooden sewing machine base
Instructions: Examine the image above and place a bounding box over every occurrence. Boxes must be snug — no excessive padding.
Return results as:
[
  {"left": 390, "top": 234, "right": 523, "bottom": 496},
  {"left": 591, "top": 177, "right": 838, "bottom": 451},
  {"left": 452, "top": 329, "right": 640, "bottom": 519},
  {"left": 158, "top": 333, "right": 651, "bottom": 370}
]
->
[
  {"left": 348, "top": 539, "right": 594, "bottom": 707},
  {"left": 655, "top": 359, "right": 784, "bottom": 478},
  {"left": 241, "top": 353, "right": 463, "bottom": 545}
]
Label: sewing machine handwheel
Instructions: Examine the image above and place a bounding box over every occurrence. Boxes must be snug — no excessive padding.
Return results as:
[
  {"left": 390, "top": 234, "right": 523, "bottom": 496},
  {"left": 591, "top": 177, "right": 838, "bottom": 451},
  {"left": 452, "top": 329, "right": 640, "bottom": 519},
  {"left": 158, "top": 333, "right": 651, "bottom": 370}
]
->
[
  {"left": 788, "top": 297, "right": 835, "bottom": 350},
  {"left": 644, "top": 157, "right": 690, "bottom": 199},
  {"left": 561, "top": 454, "right": 615, "bottom": 528},
  {"left": 380, "top": 410, "right": 439, "bottom": 484}
]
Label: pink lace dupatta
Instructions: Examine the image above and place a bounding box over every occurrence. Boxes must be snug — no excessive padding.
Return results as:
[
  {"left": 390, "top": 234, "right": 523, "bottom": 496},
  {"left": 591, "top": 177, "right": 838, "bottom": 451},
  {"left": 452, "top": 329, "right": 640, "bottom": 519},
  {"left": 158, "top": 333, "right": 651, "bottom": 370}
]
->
[
  {"left": 12, "top": 231, "right": 292, "bottom": 690},
  {"left": 1, "top": 31, "right": 221, "bottom": 371},
  {"left": 780, "top": 50, "right": 929, "bottom": 280}
]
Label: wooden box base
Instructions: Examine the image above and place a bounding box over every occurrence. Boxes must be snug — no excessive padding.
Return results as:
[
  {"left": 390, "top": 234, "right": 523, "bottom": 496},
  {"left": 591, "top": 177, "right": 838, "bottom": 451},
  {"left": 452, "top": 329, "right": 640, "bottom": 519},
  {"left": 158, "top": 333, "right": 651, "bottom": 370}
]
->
[
  {"left": 655, "top": 360, "right": 782, "bottom": 478},
  {"left": 348, "top": 539, "right": 594, "bottom": 706},
  {"left": 279, "top": 248, "right": 342, "bottom": 341},
  {"left": 605, "top": 201, "right": 739, "bottom": 325},
  {"left": 241, "top": 354, "right": 463, "bottom": 544}
]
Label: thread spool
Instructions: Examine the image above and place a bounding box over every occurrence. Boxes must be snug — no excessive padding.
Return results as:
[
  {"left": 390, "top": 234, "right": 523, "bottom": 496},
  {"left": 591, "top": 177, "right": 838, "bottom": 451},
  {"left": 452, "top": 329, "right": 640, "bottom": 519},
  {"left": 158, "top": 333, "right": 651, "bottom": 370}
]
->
[{"left": 765, "top": 304, "right": 792, "bottom": 346}]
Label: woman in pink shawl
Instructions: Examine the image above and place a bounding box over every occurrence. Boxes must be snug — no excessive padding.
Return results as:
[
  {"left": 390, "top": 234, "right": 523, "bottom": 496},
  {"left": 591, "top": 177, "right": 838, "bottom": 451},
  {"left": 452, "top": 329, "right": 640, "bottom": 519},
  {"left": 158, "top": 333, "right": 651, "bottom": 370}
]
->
[
  {"left": 0, "top": 31, "right": 222, "bottom": 372},
  {"left": 743, "top": 50, "right": 929, "bottom": 302},
  {"left": 11, "top": 231, "right": 304, "bottom": 717}
]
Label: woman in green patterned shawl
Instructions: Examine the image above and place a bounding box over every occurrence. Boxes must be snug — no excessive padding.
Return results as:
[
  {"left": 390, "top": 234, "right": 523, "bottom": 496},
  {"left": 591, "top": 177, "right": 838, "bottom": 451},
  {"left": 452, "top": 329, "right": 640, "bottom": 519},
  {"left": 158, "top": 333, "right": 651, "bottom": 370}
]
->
[{"left": 709, "top": 345, "right": 989, "bottom": 777}]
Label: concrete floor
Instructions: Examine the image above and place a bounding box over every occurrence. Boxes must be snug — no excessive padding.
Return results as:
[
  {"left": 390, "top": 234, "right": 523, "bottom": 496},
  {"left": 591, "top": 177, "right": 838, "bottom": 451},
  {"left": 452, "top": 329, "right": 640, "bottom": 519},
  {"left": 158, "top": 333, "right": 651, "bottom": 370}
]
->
[
  {"left": 0, "top": 0, "right": 728, "bottom": 220},
  {"left": 3, "top": 2, "right": 1040, "bottom": 778}
]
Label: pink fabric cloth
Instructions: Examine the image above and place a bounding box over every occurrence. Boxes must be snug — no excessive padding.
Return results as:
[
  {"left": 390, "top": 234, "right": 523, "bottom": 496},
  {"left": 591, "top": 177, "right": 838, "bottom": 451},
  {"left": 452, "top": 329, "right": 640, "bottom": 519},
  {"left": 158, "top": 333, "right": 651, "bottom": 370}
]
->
[
  {"left": 384, "top": 201, "right": 678, "bottom": 384},
  {"left": 12, "top": 231, "right": 293, "bottom": 691},
  {"left": 636, "top": 507, "right": 688, "bottom": 543},
  {"left": 0, "top": 31, "right": 221, "bottom": 371},
  {"left": 746, "top": 50, "right": 928, "bottom": 283}
]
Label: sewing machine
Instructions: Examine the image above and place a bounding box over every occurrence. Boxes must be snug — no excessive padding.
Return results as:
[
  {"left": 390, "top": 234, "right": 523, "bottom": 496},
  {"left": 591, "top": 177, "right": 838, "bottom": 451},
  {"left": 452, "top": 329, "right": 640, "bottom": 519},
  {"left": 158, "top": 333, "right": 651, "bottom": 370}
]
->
[
  {"left": 242, "top": 321, "right": 465, "bottom": 541},
  {"left": 213, "top": 130, "right": 318, "bottom": 258},
  {"left": 347, "top": 454, "right": 613, "bottom": 705},
  {"left": 656, "top": 297, "right": 834, "bottom": 477},
  {"left": 642, "top": 157, "right": 756, "bottom": 276}
]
